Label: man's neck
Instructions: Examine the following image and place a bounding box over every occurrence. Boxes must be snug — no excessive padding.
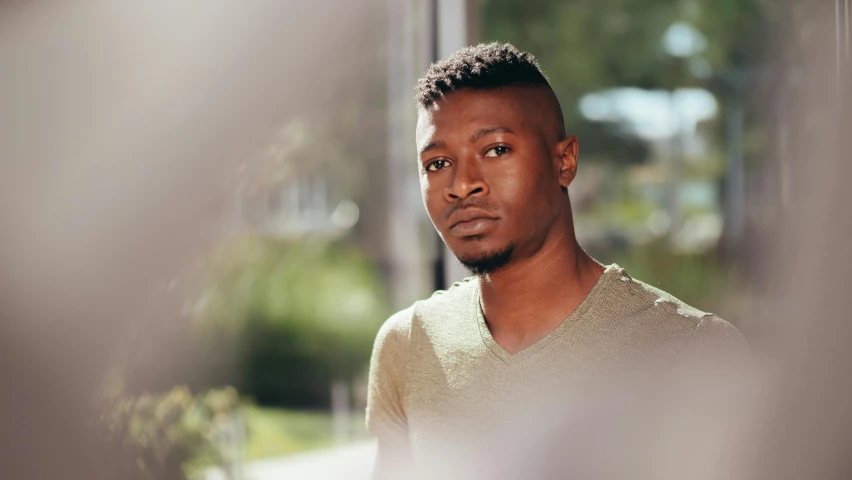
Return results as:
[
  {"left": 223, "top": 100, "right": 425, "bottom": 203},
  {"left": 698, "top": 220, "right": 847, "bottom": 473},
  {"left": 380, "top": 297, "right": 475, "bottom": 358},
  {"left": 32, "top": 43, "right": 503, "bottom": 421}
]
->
[{"left": 478, "top": 224, "right": 604, "bottom": 354}]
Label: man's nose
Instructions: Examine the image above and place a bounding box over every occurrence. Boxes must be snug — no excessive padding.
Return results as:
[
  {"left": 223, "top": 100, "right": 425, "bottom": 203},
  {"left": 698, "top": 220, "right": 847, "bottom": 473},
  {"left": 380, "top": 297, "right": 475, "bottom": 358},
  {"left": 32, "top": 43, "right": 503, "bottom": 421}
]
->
[{"left": 444, "top": 159, "right": 488, "bottom": 202}]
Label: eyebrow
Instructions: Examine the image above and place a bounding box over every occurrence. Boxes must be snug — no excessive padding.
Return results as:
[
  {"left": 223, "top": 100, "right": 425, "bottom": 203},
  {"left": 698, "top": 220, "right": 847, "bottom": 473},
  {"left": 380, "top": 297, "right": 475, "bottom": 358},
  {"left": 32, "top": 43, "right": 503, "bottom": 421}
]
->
[
  {"left": 419, "top": 126, "right": 515, "bottom": 156},
  {"left": 469, "top": 126, "right": 515, "bottom": 143},
  {"left": 419, "top": 139, "right": 447, "bottom": 155}
]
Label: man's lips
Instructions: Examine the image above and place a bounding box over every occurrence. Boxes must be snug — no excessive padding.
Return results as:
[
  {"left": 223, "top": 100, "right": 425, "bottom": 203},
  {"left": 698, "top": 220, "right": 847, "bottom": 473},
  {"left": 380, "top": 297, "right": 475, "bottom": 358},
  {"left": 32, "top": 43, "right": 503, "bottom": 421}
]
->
[
  {"left": 450, "top": 217, "right": 499, "bottom": 236},
  {"left": 448, "top": 208, "right": 499, "bottom": 236}
]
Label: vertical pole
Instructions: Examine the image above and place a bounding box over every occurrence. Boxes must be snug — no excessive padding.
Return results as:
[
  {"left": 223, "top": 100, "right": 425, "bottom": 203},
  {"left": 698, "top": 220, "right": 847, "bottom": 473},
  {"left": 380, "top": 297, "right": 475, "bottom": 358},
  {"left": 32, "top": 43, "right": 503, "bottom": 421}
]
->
[
  {"left": 225, "top": 409, "right": 245, "bottom": 480},
  {"left": 331, "top": 380, "right": 350, "bottom": 444},
  {"left": 436, "top": 0, "right": 476, "bottom": 287},
  {"left": 420, "top": 0, "right": 447, "bottom": 292},
  {"left": 437, "top": 0, "right": 468, "bottom": 58},
  {"left": 421, "top": 0, "right": 439, "bottom": 63},
  {"left": 386, "top": 0, "right": 425, "bottom": 308},
  {"left": 664, "top": 93, "right": 682, "bottom": 245},
  {"left": 724, "top": 99, "right": 745, "bottom": 245}
]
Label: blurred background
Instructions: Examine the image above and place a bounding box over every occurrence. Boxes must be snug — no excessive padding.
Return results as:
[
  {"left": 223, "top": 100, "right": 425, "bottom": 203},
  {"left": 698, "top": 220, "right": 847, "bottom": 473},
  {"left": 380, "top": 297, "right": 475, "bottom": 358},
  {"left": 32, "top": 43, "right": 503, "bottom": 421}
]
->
[{"left": 0, "top": 0, "right": 848, "bottom": 479}]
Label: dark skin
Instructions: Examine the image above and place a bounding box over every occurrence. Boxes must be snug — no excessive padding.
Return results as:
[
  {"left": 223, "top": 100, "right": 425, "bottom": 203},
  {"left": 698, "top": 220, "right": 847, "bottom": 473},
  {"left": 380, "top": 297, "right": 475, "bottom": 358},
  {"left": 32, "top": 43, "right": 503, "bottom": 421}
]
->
[{"left": 416, "top": 86, "right": 605, "bottom": 354}]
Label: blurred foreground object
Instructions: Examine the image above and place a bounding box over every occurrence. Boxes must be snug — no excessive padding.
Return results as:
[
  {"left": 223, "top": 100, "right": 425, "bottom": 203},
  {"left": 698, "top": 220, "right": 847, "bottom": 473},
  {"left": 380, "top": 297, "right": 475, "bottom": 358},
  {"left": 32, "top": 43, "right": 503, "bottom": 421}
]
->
[
  {"left": 0, "top": 0, "right": 384, "bottom": 478},
  {"left": 740, "top": 1, "right": 852, "bottom": 479},
  {"left": 100, "top": 384, "right": 241, "bottom": 480},
  {"left": 1, "top": 0, "right": 851, "bottom": 479}
]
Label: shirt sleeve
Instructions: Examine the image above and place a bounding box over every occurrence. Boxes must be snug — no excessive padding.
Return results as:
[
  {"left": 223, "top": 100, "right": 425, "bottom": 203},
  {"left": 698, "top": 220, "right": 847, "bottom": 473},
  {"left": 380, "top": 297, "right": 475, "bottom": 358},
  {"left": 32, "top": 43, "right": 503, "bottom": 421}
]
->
[{"left": 366, "top": 308, "right": 413, "bottom": 479}]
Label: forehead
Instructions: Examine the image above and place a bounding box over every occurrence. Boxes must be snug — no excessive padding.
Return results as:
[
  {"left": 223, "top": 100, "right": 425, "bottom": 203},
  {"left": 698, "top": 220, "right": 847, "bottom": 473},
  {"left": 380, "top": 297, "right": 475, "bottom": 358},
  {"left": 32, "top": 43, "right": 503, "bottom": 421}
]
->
[{"left": 416, "top": 88, "right": 535, "bottom": 145}]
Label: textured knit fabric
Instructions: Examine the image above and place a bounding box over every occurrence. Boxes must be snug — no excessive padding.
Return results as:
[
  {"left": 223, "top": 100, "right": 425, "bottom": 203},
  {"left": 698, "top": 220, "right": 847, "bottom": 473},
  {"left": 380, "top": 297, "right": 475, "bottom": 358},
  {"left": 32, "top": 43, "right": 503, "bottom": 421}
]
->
[{"left": 366, "top": 264, "right": 746, "bottom": 478}]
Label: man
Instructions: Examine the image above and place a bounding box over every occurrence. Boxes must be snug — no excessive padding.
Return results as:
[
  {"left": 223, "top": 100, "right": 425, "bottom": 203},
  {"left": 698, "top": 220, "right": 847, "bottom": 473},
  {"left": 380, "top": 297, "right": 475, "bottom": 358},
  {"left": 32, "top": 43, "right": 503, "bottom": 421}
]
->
[{"left": 366, "top": 42, "right": 745, "bottom": 479}]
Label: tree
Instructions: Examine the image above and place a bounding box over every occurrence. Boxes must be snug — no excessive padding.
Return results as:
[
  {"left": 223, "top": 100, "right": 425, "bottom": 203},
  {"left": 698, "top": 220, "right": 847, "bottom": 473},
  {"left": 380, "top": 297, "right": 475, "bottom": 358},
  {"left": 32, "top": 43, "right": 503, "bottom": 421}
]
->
[
  {"left": 480, "top": 0, "right": 776, "bottom": 165},
  {"left": 193, "top": 236, "right": 389, "bottom": 408}
]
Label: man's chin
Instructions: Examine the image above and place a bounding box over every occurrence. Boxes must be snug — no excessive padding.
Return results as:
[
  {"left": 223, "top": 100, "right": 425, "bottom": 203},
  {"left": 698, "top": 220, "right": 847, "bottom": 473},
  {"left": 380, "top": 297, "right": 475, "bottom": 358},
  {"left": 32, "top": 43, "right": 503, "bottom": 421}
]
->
[{"left": 455, "top": 243, "right": 516, "bottom": 276}]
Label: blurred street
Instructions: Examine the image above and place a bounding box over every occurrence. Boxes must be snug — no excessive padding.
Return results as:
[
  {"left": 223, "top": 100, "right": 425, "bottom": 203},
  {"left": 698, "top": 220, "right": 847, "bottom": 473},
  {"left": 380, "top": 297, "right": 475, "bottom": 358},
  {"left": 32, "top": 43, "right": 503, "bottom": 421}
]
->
[{"left": 204, "top": 441, "right": 375, "bottom": 480}]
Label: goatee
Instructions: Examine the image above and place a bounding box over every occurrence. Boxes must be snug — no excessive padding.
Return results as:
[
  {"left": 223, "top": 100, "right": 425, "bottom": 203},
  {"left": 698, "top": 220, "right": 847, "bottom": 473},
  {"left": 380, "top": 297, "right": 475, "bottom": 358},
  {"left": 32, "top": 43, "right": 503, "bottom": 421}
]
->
[{"left": 457, "top": 243, "right": 516, "bottom": 276}]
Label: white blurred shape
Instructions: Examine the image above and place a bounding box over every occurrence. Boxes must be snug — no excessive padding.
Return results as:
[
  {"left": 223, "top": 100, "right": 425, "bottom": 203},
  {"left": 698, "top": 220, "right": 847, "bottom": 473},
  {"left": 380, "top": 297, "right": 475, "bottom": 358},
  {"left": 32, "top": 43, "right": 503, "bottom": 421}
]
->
[
  {"left": 646, "top": 209, "right": 672, "bottom": 237},
  {"left": 662, "top": 21, "right": 707, "bottom": 58},
  {"left": 579, "top": 87, "right": 718, "bottom": 140},
  {"left": 331, "top": 199, "right": 360, "bottom": 230}
]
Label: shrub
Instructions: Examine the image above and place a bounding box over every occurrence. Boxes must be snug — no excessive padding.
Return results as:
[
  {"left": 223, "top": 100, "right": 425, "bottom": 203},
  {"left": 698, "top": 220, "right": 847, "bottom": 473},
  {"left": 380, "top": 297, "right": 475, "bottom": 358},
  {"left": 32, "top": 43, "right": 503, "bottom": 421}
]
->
[
  {"left": 100, "top": 385, "right": 240, "bottom": 480},
  {"left": 194, "top": 236, "right": 388, "bottom": 407}
]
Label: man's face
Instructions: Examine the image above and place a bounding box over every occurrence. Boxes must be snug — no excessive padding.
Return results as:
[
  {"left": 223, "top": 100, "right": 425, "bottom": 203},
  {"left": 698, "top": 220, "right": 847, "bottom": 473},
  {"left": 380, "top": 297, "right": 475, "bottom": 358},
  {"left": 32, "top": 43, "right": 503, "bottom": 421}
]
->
[{"left": 416, "top": 87, "right": 577, "bottom": 274}]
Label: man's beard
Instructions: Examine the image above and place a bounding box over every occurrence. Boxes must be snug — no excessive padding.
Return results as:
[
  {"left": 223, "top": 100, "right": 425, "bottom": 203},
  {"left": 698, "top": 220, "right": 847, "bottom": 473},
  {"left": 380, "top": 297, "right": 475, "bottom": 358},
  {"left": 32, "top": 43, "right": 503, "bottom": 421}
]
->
[{"left": 456, "top": 243, "right": 516, "bottom": 276}]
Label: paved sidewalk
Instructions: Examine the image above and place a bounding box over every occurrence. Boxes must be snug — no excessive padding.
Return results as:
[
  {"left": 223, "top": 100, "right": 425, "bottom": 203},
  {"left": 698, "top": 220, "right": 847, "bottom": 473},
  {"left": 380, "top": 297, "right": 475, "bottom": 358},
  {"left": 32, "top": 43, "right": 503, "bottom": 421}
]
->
[{"left": 204, "top": 440, "right": 376, "bottom": 480}]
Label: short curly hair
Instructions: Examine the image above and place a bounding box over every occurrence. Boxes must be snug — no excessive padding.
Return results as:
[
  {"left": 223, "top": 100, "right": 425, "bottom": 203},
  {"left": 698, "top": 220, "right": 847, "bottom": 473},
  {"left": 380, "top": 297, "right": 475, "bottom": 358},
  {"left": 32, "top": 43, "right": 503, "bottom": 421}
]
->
[{"left": 416, "top": 42, "right": 564, "bottom": 137}]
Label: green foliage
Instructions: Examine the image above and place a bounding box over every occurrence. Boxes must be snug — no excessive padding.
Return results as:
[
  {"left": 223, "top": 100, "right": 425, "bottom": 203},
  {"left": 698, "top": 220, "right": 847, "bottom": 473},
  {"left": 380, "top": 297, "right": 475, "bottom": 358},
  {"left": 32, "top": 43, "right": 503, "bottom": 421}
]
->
[
  {"left": 101, "top": 385, "right": 240, "bottom": 480},
  {"left": 195, "top": 235, "right": 389, "bottom": 407},
  {"left": 99, "top": 380, "right": 368, "bottom": 478},
  {"left": 242, "top": 404, "right": 367, "bottom": 460},
  {"left": 484, "top": 0, "right": 689, "bottom": 91}
]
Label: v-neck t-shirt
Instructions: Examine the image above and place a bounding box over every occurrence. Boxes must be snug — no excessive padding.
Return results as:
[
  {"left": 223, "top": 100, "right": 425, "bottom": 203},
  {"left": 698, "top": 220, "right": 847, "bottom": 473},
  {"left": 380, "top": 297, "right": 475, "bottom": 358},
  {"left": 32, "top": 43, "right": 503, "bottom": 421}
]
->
[{"left": 366, "top": 264, "right": 746, "bottom": 477}]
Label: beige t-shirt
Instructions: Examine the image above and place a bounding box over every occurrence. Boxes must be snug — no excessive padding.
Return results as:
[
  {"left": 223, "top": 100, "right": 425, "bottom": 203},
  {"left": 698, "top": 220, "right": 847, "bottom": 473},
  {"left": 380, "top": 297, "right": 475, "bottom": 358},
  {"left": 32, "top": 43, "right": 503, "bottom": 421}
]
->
[{"left": 366, "top": 264, "right": 746, "bottom": 478}]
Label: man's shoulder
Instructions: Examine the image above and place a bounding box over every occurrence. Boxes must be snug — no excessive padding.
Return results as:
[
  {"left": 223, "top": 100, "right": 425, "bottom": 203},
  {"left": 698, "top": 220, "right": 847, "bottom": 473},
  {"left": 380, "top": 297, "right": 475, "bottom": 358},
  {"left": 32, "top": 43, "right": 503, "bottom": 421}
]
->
[
  {"left": 400, "top": 276, "right": 479, "bottom": 322},
  {"left": 416, "top": 275, "right": 480, "bottom": 316},
  {"left": 601, "top": 265, "right": 745, "bottom": 350},
  {"left": 606, "top": 266, "right": 707, "bottom": 321},
  {"left": 374, "top": 276, "right": 479, "bottom": 346},
  {"left": 375, "top": 306, "right": 414, "bottom": 342}
]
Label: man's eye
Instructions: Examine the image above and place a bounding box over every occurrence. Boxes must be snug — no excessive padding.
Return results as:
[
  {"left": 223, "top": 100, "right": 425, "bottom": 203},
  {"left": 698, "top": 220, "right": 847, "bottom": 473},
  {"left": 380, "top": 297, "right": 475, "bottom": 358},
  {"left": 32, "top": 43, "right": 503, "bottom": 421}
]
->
[
  {"left": 484, "top": 146, "right": 511, "bottom": 157},
  {"left": 426, "top": 159, "right": 450, "bottom": 172}
]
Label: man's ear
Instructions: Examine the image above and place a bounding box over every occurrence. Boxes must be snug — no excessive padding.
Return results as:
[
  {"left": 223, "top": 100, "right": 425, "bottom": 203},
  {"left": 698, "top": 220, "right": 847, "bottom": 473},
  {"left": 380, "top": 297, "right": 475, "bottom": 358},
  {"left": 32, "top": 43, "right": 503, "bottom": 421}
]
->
[{"left": 555, "top": 135, "right": 579, "bottom": 188}]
